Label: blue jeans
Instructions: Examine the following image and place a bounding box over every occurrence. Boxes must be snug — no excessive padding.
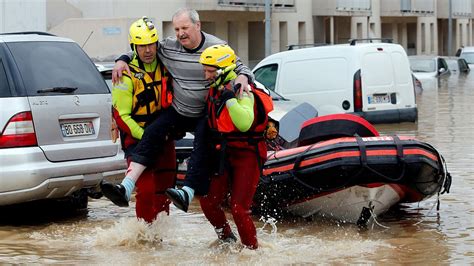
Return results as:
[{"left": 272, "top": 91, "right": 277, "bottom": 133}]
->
[{"left": 132, "top": 107, "right": 211, "bottom": 195}]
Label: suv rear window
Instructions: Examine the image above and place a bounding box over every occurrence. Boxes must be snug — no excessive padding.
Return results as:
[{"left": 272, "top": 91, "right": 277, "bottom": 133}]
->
[
  {"left": 7, "top": 41, "right": 109, "bottom": 95},
  {"left": 0, "top": 60, "right": 12, "bottom": 97}
]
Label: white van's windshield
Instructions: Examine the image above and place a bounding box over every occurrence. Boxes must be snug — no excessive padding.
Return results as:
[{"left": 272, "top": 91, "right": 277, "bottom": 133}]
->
[{"left": 254, "top": 64, "right": 278, "bottom": 91}]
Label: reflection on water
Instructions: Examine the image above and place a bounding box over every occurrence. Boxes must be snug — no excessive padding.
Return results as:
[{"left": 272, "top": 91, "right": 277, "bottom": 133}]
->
[{"left": 1, "top": 74, "right": 473, "bottom": 264}]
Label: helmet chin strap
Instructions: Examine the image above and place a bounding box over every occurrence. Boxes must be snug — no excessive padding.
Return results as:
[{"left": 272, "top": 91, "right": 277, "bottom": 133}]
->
[{"left": 212, "top": 64, "right": 237, "bottom": 90}]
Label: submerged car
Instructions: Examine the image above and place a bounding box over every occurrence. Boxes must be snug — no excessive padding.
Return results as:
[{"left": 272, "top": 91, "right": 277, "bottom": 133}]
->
[
  {"left": 458, "top": 46, "right": 474, "bottom": 68},
  {"left": 0, "top": 32, "right": 127, "bottom": 209},
  {"left": 442, "top": 57, "right": 470, "bottom": 74},
  {"left": 409, "top": 55, "right": 450, "bottom": 79},
  {"left": 95, "top": 62, "right": 114, "bottom": 89}
]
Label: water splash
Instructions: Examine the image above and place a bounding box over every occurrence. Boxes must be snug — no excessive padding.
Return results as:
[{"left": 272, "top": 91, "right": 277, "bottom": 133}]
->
[
  {"left": 259, "top": 216, "right": 278, "bottom": 234},
  {"left": 94, "top": 212, "right": 176, "bottom": 248}
]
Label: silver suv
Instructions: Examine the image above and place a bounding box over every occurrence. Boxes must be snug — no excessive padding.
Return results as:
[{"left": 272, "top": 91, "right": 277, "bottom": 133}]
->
[{"left": 0, "top": 32, "right": 127, "bottom": 209}]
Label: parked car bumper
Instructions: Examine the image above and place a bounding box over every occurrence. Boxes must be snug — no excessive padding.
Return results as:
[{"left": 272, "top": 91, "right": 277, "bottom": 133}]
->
[
  {"left": 0, "top": 146, "right": 127, "bottom": 206},
  {"left": 354, "top": 107, "right": 418, "bottom": 124}
]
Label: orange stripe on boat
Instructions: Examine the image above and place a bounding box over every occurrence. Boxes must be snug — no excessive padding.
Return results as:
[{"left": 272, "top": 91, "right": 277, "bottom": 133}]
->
[
  {"left": 267, "top": 136, "right": 418, "bottom": 160},
  {"left": 264, "top": 148, "right": 438, "bottom": 175}
]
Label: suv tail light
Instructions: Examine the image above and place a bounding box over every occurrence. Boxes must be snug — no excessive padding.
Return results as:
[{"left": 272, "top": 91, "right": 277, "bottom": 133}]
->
[
  {"left": 0, "top": 111, "right": 38, "bottom": 148},
  {"left": 353, "top": 69, "right": 363, "bottom": 112}
]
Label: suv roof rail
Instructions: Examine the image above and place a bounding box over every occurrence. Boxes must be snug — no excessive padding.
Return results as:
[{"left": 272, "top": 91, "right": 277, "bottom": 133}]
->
[
  {"left": 349, "top": 38, "right": 393, "bottom": 46},
  {"left": 287, "top": 43, "right": 329, "bottom": 50},
  {"left": 0, "top": 31, "right": 57, "bottom": 36}
]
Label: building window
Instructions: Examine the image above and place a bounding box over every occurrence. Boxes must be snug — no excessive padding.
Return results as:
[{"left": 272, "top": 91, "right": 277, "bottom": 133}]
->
[
  {"left": 298, "top": 22, "right": 306, "bottom": 45},
  {"left": 279, "top": 21, "right": 288, "bottom": 51}
]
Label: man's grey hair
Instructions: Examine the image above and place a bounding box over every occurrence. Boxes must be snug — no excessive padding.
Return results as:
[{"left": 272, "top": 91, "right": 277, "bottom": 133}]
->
[{"left": 172, "top": 8, "right": 200, "bottom": 24}]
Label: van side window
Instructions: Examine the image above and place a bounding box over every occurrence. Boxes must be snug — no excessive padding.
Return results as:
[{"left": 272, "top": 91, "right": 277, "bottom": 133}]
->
[
  {"left": 254, "top": 64, "right": 278, "bottom": 91},
  {"left": 0, "top": 60, "right": 12, "bottom": 97}
]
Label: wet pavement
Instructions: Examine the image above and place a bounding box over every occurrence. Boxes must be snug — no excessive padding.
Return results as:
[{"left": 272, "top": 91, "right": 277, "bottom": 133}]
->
[{"left": 1, "top": 72, "right": 473, "bottom": 264}]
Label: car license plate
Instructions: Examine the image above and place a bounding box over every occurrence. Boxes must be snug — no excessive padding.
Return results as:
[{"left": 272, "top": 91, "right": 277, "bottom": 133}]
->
[
  {"left": 61, "top": 121, "right": 95, "bottom": 137},
  {"left": 368, "top": 94, "right": 390, "bottom": 104}
]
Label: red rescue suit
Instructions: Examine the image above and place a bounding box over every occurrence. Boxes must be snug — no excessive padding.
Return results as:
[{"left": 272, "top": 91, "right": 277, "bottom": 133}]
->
[
  {"left": 199, "top": 82, "right": 273, "bottom": 249},
  {"left": 131, "top": 140, "right": 175, "bottom": 223}
]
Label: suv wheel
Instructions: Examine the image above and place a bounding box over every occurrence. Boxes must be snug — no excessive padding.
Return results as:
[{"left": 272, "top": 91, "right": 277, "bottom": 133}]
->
[{"left": 62, "top": 189, "right": 89, "bottom": 210}]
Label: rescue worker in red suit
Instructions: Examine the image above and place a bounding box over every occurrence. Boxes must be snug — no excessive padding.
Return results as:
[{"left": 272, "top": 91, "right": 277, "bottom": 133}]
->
[
  {"left": 198, "top": 44, "right": 273, "bottom": 249},
  {"left": 101, "top": 17, "right": 175, "bottom": 223}
]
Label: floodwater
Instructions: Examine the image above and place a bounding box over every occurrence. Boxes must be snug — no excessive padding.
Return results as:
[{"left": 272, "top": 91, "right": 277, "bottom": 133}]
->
[{"left": 1, "top": 73, "right": 473, "bottom": 264}]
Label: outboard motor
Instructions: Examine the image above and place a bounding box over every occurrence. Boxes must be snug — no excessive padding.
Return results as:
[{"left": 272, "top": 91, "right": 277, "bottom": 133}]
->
[{"left": 270, "top": 102, "right": 318, "bottom": 149}]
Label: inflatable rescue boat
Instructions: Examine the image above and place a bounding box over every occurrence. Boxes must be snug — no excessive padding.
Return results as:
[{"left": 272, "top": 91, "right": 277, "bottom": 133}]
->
[{"left": 253, "top": 113, "right": 452, "bottom": 225}]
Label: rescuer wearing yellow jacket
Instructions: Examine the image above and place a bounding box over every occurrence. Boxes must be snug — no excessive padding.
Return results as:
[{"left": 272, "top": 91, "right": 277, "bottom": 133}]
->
[{"left": 101, "top": 17, "right": 175, "bottom": 224}]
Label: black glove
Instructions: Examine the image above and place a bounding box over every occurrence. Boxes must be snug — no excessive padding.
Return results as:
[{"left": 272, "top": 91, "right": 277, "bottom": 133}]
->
[
  {"left": 220, "top": 89, "right": 236, "bottom": 104},
  {"left": 233, "top": 83, "right": 242, "bottom": 94}
]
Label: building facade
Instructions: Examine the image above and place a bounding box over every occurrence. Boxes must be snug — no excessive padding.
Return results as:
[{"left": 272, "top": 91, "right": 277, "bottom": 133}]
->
[
  {"left": 314, "top": 0, "right": 473, "bottom": 56},
  {"left": 1, "top": 0, "right": 473, "bottom": 66}
]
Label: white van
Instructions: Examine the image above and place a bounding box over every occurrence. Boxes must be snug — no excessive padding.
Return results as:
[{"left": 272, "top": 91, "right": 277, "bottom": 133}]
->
[{"left": 253, "top": 41, "right": 418, "bottom": 124}]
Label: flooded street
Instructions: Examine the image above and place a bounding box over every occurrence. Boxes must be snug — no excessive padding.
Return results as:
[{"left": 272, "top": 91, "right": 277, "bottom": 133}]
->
[{"left": 1, "top": 74, "right": 473, "bottom": 264}]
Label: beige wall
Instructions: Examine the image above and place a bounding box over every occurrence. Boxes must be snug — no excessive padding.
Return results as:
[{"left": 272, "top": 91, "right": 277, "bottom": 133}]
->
[
  {"left": 49, "top": 18, "right": 133, "bottom": 62},
  {"left": 46, "top": 0, "right": 81, "bottom": 30},
  {"left": 63, "top": 0, "right": 185, "bottom": 21},
  {"left": 0, "top": 0, "right": 47, "bottom": 33}
]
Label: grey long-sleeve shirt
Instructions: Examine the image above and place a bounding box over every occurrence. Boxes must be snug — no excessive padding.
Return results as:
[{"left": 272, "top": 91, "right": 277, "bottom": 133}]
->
[{"left": 122, "top": 31, "right": 254, "bottom": 118}]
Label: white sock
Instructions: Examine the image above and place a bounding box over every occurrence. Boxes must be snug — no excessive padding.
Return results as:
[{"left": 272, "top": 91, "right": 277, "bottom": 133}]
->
[
  {"left": 181, "top": 186, "right": 195, "bottom": 202},
  {"left": 121, "top": 176, "right": 136, "bottom": 201}
]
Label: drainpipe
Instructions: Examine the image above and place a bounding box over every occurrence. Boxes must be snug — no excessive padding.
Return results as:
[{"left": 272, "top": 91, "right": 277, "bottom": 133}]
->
[
  {"left": 265, "top": 0, "right": 272, "bottom": 57},
  {"left": 448, "top": 0, "right": 452, "bottom": 56}
]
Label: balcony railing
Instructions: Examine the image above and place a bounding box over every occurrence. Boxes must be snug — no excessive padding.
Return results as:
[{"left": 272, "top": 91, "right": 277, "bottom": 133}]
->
[
  {"left": 336, "top": 0, "right": 371, "bottom": 11},
  {"left": 400, "top": 0, "right": 434, "bottom": 14},
  {"left": 217, "top": 0, "right": 295, "bottom": 8}
]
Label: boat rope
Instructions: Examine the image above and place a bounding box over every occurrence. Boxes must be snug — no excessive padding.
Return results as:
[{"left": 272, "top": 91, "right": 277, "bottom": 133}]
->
[
  {"left": 439, "top": 155, "right": 452, "bottom": 195},
  {"left": 421, "top": 142, "right": 452, "bottom": 195},
  {"left": 288, "top": 143, "right": 324, "bottom": 191},
  {"left": 414, "top": 197, "right": 439, "bottom": 226},
  {"left": 355, "top": 136, "right": 407, "bottom": 182},
  {"left": 368, "top": 207, "right": 390, "bottom": 229},
  {"left": 288, "top": 136, "right": 407, "bottom": 193},
  {"left": 437, "top": 192, "right": 441, "bottom": 211}
]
